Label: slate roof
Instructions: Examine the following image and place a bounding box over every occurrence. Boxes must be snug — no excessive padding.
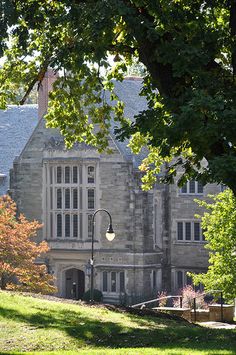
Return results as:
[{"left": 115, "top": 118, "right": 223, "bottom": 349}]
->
[
  {"left": 0, "top": 105, "right": 38, "bottom": 195},
  {"left": 0, "top": 79, "right": 147, "bottom": 195},
  {"left": 109, "top": 78, "right": 148, "bottom": 168}
]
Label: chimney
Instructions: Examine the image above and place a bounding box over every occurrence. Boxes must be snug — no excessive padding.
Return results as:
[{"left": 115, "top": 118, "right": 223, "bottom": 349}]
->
[{"left": 38, "top": 69, "right": 58, "bottom": 119}]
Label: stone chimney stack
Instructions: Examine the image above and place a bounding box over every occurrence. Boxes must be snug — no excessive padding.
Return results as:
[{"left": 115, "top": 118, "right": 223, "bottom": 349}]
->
[{"left": 38, "top": 69, "right": 58, "bottom": 119}]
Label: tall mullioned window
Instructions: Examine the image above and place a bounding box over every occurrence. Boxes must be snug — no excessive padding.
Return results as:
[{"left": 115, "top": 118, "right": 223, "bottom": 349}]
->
[{"left": 45, "top": 163, "right": 97, "bottom": 239}]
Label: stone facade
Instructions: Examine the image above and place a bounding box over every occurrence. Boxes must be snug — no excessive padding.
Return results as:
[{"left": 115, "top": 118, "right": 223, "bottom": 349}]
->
[{"left": 5, "top": 73, "right": 222, "bottom": 304}]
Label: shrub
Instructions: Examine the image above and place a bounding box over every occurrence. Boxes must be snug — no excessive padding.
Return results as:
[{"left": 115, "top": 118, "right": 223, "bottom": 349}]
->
[
  {"left": 157, "top": 291, "right": 168, "bottom": 307},
  {"left": 83, "top": 289, "right": 103, "bottom": 302},
  {"left": 173, "top": 285, "right": 208, "bottom": 309}
]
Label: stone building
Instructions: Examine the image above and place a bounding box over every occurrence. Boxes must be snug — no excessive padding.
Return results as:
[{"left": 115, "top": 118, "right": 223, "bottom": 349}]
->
[{"left": 0, "top": 72, "right": 222, "bottom": 304}]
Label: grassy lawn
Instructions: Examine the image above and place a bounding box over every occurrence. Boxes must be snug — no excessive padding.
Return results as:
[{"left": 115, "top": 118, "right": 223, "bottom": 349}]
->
[{"left": 0, "top": 291, "right": 235, "bottom": 355}]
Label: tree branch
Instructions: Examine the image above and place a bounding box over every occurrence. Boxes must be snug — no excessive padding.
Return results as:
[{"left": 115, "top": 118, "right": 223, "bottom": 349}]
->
[{"left": 19, "top": 61, "right": 50, "bottom": 105}]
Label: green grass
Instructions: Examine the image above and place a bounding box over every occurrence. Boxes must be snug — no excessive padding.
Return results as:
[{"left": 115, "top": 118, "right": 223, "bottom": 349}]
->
[{"left": 0, "top": 291, "right": 235, "bottom": 355}]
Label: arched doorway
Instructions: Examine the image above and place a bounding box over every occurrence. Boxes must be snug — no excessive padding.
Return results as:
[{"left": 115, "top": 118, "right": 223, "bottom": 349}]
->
[{"left": 65, "top": 268, "right": 85, "bottom": 299}]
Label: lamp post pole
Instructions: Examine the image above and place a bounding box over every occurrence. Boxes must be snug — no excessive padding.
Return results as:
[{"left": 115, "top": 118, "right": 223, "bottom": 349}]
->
[{"left": 90, "top": 208, "right": 115, "bottom": 302}]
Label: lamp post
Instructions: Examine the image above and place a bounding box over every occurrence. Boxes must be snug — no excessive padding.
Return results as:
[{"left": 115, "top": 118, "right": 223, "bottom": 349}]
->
[{"left": 90, "top": 208, "right": 115, "bottom": 302}]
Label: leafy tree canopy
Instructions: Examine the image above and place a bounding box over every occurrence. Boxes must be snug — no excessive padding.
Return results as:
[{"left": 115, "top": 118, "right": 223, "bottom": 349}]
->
[
  {"left": 0, "top": 195, "right": 56, "bottom": 293},
  {"left": 192, "top": 189, "right": 236, "bottom": 301},
  {"left": 1, "top": 1, "right": 236, "bottom": 191}
]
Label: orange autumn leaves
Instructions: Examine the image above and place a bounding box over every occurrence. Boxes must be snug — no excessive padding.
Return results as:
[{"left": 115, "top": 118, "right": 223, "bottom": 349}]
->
[{"left": 0, "top": 195, "right": 56, "bottom": 293}]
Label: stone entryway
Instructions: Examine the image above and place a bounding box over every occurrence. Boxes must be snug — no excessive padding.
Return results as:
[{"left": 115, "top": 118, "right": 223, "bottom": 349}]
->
[{"left": 65, "top": 268, "right": 85, "bottom": 300}]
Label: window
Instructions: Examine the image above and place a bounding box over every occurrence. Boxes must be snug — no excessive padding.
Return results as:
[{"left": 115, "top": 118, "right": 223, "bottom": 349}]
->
[
  {"left": 88, "top": 166, "right": 95, "bottom": 183},
  {"left": 65, "top": 166, "right": 70, "bottom": 183},
  {"left": 88, "top": 189, "right": 95, "bottom": 209},
  {"left": 180, "top": 180, "right": 204, "bottom": 195},
  {"left": 57, "top": 214, "right": 62, "bottom": 237},
  {"left": 87, "top": 214, "right": 93, "bottom": 239},
  {"left": 102, "top": 271, "right": 125, "bottom": 294},
  {"left": 177, "top": 271, "right": 183, "bottom": 290},
  {"left": 46, "top": 163, "right": 97, "bottom": 239},
  {"left": 175, "top": 270, "right": 202, "bottom": 291},
  {"left": 177, "top": 221, "right": 204, "bottom": 242},
  {"left": 103, "top": 271, "right": 108, "bottom": 292}
]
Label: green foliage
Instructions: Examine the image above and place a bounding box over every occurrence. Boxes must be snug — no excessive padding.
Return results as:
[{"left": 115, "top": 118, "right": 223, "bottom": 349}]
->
[
  {"left": 82, "top": 288, "right": 103, "bottom": 302},
  {"left": 191, "top": 189, "right": 236, "bottom": 301},
  {"left": 1, "top": 2, "right": 236, "bottom": 191}
]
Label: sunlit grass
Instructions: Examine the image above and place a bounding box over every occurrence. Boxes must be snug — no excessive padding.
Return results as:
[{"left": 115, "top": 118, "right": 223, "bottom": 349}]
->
[{"left": 0, "top": 291, "right": 235, "bottom": 354}]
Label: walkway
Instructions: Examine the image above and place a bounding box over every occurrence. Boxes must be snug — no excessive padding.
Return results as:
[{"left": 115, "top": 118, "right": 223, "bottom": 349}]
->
[{"left": 200, "top": 321, "right": 236, "bottom": 329}]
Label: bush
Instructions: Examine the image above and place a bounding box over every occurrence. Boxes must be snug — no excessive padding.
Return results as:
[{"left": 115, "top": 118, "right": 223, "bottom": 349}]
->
[
  {"left": 173, "top": 285, "right": 208, "bottom": 309},
  {"left": 157, "top": 291, "right": 168, "bottom": 307},
  {"left": 83, "top": 289, "right": 103, "bottom": 302}
]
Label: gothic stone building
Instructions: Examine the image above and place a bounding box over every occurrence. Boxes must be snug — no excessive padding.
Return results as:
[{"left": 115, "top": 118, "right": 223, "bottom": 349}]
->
[{"left": 0, "top": 72, "right": 222, "bottom": 304}]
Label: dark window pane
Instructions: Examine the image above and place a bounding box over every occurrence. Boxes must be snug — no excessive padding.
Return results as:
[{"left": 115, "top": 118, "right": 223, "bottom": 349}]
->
[
  {"left": 177, "top": 271, "right": 183, "bottom": 289},
  {"left": 73, "top": 215, "right": 78, "bottom": 238},
  {"left": 189, "top": 180, "right": 195, "bottom": 193},
  {"left": 111, "top": 272, "right": 116, "bottom": 292},
  {"left": 181, "top": 184, "right": 187, "bottom": 193},
  {"left": 186, "top": 274, "right": 192, "bottom": 285},
  {"left": 197, "top": 181, "right": 203, "bottom": 194},
  {"left": 80, "top": 213, "right": 83, "bottom": 239},
  {"left": 65, "top": 166, "right": 70, "bottom": 183},
  {"left": 79, "top": 165, "right": 82, "bottom": 184},
  {"left": 50, "top": 187, "right": 53, "bottom": 209},
  {"left": 65, "top": 214, "right": 70, "bottom": 237},
  {"left": 88, "top": 166, "right": 95, "bottom": 183},
  {"left": 194, "top": 222, "right": 200, "bottom": 241},
  {"left": 120, "top": 272, "right": 125, "bottom": 293},
  {"left": 57, "top": 188, "right": 62, "bottom": 209},
  {"left": 57, "top": 214, "right": 62, "bottom": 237},
  {"left": 103, "top": 272, "right": 108, "bottom": 292},
  {"left": 88, "top": 214, "right": 93, "bottom": 238},
  {"left": 152, "top": 270, "right": 156, "bottom": 289},
  {"left": 65, "top": 188, "right": 70, "bottom": 209},
  {"left": 80, "top": 187, "right": 83, "bottom": 209},
  {"left": 177, "top": 222, "right": 183, "bottom": 240},
  {"left": 57, "top": 166, "right": 62, "bottom": 183},
  {"left": 88, "top": 189, "right": 95, "bottom": 209},
  {"left": 50, "top": 213, "right": 53, "bottom": 238},
  {"left": 185, "top": 222, "right": 191, "bottom": 240},
  {"left": 73, "top": 189, "right": 78, "bottom": 209},
  {"left": 50, "top": 166, "right": 53, "bottom": 184},
  {"left": 73, "top": 166, "right": 78, "bottom": 183}
]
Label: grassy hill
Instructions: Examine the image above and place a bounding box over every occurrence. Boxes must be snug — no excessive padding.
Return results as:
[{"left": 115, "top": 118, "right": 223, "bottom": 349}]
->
[{"left": 0, "top": 291, "right": 235, "bottom": 355}]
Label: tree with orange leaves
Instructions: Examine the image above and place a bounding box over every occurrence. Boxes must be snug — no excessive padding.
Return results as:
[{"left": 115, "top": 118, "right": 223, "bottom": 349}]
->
[{"left": 0, "top": 195, "right": 56, "bottom": 294}]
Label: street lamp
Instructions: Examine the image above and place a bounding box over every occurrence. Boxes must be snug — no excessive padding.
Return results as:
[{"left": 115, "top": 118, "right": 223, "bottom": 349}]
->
[{"left": 90, "top": 208, "right": 115, "bottom": 302}]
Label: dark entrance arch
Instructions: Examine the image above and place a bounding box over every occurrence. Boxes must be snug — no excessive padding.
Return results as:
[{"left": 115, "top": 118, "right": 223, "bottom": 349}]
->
[{"left": 65, "top": 268, "right": 85, "bottom": 299}]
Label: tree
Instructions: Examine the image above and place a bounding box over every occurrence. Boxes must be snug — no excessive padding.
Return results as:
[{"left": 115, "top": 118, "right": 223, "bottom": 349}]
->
[
  {"left": 191, "top": 189, "right": 236, "bottom": 301},
  {"left": 0, "top": 195, "right": 56, "bottom": 293},
  {"left": 1, "top": 1, "right": 236, "bottom": 192}
]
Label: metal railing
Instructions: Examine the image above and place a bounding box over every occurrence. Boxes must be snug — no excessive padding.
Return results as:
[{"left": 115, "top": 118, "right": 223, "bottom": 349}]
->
[
  {"left": 132, "top": 295, "right": 183, "bottom": 309},
  {"left": 131, "top": 289, "right": 224, "bottom": 322}
]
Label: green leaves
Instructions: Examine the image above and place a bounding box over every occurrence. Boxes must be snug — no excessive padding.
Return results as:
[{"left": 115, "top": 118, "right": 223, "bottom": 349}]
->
[
  {"left": 192, "top": 189, "right": 236, "bottom": 301},
  {"left": 1, "top": 1, "right": 236, "bottom": 192}
]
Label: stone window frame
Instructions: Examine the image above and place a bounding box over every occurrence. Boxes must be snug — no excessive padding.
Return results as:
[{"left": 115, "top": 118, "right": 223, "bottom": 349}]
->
[
  {"left": 176, "top": 220, "right": 205, "bottom": 242},
  {"left": 179, "top": 180, "right": 204, "bottom": 195},
  {"left": 44, "top": 160, "right": 98, "bottom": 240},
  {"left": 102, "top": 270, "right": 125, "bottom": 294}
]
